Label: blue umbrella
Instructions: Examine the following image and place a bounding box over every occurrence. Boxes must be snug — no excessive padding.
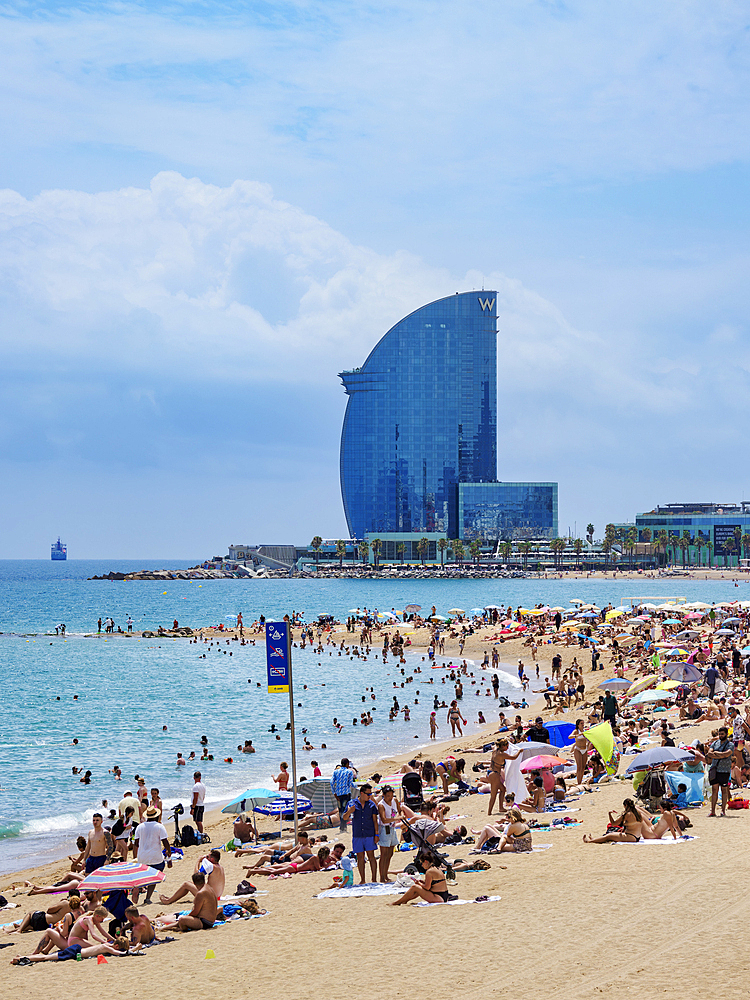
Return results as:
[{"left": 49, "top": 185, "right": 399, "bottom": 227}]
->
[
  {"left": 221, "top": 787, "right": 277, "bottom": 814},
  {"left": 253, "top": 794, "right": 312, "bottom": 818},
  {"left": 663, "top": 662, "right": 702, "bottom": 683},
  {"left": 624, "top": 746, "right": 693, "bottom": 774}
]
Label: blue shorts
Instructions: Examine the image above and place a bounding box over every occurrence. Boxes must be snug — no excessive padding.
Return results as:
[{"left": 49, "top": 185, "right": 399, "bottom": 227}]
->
[
  {"left": 150, "top": 861, "right": 165, "bottom": 872},
  {"left": 58, "top": 944, "right": 82, "bottom": 962},
  {"left": 352, "top": 836, "right": 377, "bottom": 854}
]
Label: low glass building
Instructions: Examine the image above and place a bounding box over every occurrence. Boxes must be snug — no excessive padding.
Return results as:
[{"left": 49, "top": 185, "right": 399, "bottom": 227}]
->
[{"left": 458, "top": 482, "right": 558, "bottom": 541}]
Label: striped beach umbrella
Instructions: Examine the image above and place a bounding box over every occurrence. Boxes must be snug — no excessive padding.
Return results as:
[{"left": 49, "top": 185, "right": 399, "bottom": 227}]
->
[{"left": 78, "top": 861, "right": 166, "bottom": 891}]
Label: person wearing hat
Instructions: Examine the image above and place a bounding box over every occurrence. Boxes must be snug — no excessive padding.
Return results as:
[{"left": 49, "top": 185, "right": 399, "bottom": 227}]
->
[
  {"left": 132, "top": 805, "right": 172, "bottom": 904},
  {"left": 526, "top": 717, "right": 550, "bottom": 744}
]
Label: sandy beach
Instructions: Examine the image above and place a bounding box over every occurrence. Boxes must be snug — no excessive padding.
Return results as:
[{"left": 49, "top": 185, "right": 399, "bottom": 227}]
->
[{"left": 2, "top": 617, "right": 748, "bottom": 999}]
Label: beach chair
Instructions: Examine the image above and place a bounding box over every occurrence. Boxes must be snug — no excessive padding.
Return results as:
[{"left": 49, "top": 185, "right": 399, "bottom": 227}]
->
[{"left": 401, "top": 772, "right": 424, "bottom": 810}]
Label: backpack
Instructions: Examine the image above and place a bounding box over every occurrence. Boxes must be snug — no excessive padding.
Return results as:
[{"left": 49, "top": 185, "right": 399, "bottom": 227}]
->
[{"left": 179, "top": 824, "right": 197, "bottom": 847}]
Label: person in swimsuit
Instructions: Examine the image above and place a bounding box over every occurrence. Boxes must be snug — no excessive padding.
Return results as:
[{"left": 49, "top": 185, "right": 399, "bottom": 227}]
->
[
  {"left": 124, "top": 906, "right": 155, "bottom": 945},
  {"left": 390, "top": 853, "right": 451, "bottom": 905},
  {"left": 583, "top": 798, "right": 648, "bottom": 843},
  {"left": 496, "top": 809, "right": 533, "bottom": 852},
  {"left": 273, "top": 762, "right": 290, "bottom": 791},
  {"left": 447, "top": 700, "right": 467, "bottom": 737},
  {"left": 251, "top": 847, "right": 330, "bottom": 877},
  {"left": 4, "top": 894, "right": 82, "bottom": 935},
  {"left": 11, "top": 936, "right": 129, "bottom": 964},
  {"left": 436, "top": 758, "right": 466, "bottom": 795},
  {"left": 572, "top": 719, "right": 589, "bottom": 785},
  {"left": 487, "top": 739, "right": 522, "bottom": 816}
]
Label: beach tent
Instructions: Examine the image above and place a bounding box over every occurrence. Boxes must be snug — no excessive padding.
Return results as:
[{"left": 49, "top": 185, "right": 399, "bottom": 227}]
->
[
  {"left": 664, "top": 769, "right": 705, "bottom": 805},
  {"left": 544, "top": 721, "right": 575, "bottom": 747}
]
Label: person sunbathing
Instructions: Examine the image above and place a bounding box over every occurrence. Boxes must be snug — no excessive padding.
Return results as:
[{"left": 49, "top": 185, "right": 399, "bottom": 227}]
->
[
  {"left": 517, "top": 777, "right": 547, "bottom": 813},
  {"left": 493, "top": 809, "right": 533, "bottom": 852},
  {"left": 241, "top": 835, "right": 315, "bottom": 869},
  {"left": 11, "top": 937, "right": 129, "bottom": 964},
  {"left": 156, "top": 872, "right": 218, "bottom": 931},
  {"left": 297, "top": 809, "right": 340, "bottom": 832},
  {"left": 583, "top": 798, "right": 651, "bottom": 843},
  {"left": 158, "top": 850, "right": 224, "bottom": 904},
  {"left": 251, "top": 846, "right": 331, "bottom": 876},
  {"left": 4, "top": 894, "right": 82, "bottom": 935},
  {"left": 18, "top": 872, "right": 85, "bottom": 896},
  {"left": 390, "top": 853, "right": 452, "bottom": 905}
]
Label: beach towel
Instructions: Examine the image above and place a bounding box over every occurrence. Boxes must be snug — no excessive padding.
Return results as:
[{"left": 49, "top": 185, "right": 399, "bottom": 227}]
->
[
  {"left": 316, "top": 883, "right": 403, "bottom": 898},
  {"left": 415, "top": 895, "right": 502, "bottom": 906},
  {"left": 613, "top": 835, "right": 698, "bottom": 845}
]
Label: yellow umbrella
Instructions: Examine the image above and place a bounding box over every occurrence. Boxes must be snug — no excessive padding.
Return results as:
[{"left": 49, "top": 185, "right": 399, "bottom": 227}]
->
[
  {"left": 657, "top": 680, "right": 681, "bottom": 690},
  {"left": 627, "top": 674, "right": 658, "bottom": 696},
  {"left": 559, "top": 621, "right": 580, "bottom": 631},
  {"left": 606, "top": 609, "right": 625, "bottom": 620}
]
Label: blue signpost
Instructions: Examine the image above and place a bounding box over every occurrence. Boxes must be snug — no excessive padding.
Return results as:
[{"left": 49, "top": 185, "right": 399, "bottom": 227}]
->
[{"left": 265, "top": 620, "right": 298, "bottom": 837}]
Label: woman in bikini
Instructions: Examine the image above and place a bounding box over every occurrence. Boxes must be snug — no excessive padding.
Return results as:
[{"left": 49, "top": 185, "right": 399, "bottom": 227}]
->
[
  {"left": 390, "top": 853, "right": 451, "bottom": 905},
  {"left": 436, "top": 758, "right": 466, "bottom": 795},
  {"left": 251, "top": 846, "right": 330, "bottom": 877},
  {"left": 487, "top": 738, "right": 522, "bottom": 816},
  {"left": 447, "top": 700, "right": 467, "bottom": 737},
  {"left": 572, "top": 719, "right": 589, "bottom": 784},
  {"left": 495, "top": 808, "right": 533, "bottom": 853},
  {"left": 583, "top": 798, "right": 649, "bottom": 843},
  {"left": 272, "top": 762, "right": 290, "bottom": 791}
]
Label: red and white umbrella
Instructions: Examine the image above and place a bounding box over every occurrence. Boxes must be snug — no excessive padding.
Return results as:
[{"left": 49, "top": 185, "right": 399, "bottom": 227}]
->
[{"left": 78, "top": 861, "right": 166, "bottom": 891}]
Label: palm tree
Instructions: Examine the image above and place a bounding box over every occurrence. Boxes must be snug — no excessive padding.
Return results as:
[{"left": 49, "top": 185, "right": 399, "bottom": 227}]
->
[
  {"left": 586, "top": 523, "right": 594, "bottom": 544},
  {"left": 518, "top": 540, "right": 532, "bottom": 570},
  {"left": 640, "top": 527, "right": 652, "bottom": 569},
  {"left": 396, "top": 542, "right": 405, "bottom": 565},
  {"left": 573, "top": 538, "right": 583, "bottom": 569},
  {"left": 501, "top": 540, "right": 513, "bottom": 566},
  {"left": 453, "top": 540, "right": 464, "bottom": 567},
  {"left": 626, "top": 527, "right": 637, "bottom": 570},
  {"left": 678, "top": 536, "right": 688, "bottom": 568},
  {"left": 469, "top": 540, "right": 481, "bottom": 565},
  {"left": 417, "top": 537, "right": 429, "bottom": 565},
  {"left": 656, "top": 529, "right": 668, "bottom": 567},
  {"left": 742, "top": 533, "right": 750, "bottom": 563},
  {"left": 336, "top": 539, "right": 346, "bottom": 569},
  {"left": 558, "top": 537, "right": 567, "bottom": 568},
  {"left": 311, "top": 536, "right": 323, "bottom": 565},
  {"left": 695, "top": 531, "right": 704, "bottom": 567},
  {"left": 602, "top": 537, "right": 612, "bottom": 571},
  {"left": 359, "top": 539, "right": 370, "bottom": 566},
  {"left": 682, "top": 530, "right": 692, "bottom": 567},
  {"left": 370, "top": 537, "right": 382, "bottom": 569},
  {"left": 437, "top": 538, "right": 448, "bottom": 566},
  {"left": 706, "top": 539, "right": 713, "bottom": 568},
  {"left": 725, "top": 536, "right": 736, "bottom": 569},
  {"left": 734, "top": 526, "right": 742, "bottom": 565}
]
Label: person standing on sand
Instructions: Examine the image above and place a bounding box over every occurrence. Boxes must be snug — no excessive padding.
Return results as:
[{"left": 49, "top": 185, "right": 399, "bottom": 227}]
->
[
  {"left": 487, "top": 739, "right": 522, "bottom": 815},
  {"left": 191, "top": 771, "right": 206, "bottom": 835},
  {"left": 343, "top": 783, "right": 379, "bottom": 884},
  {"left": 331, "top": 758, "right": 357, "bottom": 831},
  {"left": 707, "top": 726, "right": 734, "bottom": 817},
  {"left": 132, "top": 806, "right": 172, "bottom": 904},
  {"left": 82, "top": 814, "right": 108, "bottom": 873}
]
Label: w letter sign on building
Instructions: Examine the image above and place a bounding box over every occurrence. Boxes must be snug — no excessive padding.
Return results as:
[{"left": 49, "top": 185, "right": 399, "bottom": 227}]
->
[
  {"left": 478, "top": 297, "right": 495, "bottom": 311},
  {"left": 265, "top": 621, "right": 290, "bottom": 693}
]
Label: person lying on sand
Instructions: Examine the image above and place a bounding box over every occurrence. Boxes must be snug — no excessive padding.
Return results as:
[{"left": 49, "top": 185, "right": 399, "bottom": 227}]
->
[
  {"left": 11, "top": 937, "right": 129, "bottom": 965},
  {"left": 4, "top": 894, "right": 82, "bottom": 934},
  {"left": 583, "top": 798, "right": 681, "bottom": 843},
  {"left": 251, "top": 846, "right": 332, "bottom": 877}
]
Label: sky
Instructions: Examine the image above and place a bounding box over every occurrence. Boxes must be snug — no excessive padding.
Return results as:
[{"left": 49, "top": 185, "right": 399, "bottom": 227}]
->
[{"left": 3, "top": 1, "right": 750, "bottom": 557}]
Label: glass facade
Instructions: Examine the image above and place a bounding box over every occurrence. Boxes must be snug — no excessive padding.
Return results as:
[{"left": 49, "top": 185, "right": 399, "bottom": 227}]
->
[
  {"left": 459, "top": 483, "right": 558, "bottom": 541},
  {"left": 339, "top": 292, "right": 497, "bottom": 539}
]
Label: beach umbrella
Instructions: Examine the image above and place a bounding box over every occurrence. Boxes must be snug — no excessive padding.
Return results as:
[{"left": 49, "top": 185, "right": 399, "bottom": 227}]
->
[
  {"left": 656, "top": 680, "right": 681, "bottom": 690},
  {"left": 254, "top": 794, "right": 312, "bottom": 817},
  {"left": 624, "top": 746, "right": 694, "bottom": 775},
  {"left": 662, "top": 619, "right": 682, "bottom": 625},
  {"left": 448, "top": 608, "right": 465, "bottom": 614},
  {"left": 666, "top": 647, "right": 689, "bottom": 656},
  {"left": 221, "top": 787, "right": 277, "bottom": 815},
  {"left": 520, "top": 754, "right": 566, "bottom": 772},
  {"left": 347, "top": 608, "right": 361, "bottom": 613},
  {"left": 577, "top": 611, "right": 599, "bottom": 618},
  {"left": 663, "top": 662, "right": 702, "bottom": 683},
  {"left": 597, "top": 678, "right": 631, "bottom": 690},
  {"left": 628, "top": 689, "right": 676, "bottom": 705},
  {"left": 742, "top": 646, "right": 750, "bottom": 655},
  {"left": 684, "top": 612, "right": 703, "bottom": 619},
  {"left": 404, "top": 604, "right": 421, "bottom": 612},
  {"left": 430, "top": 614, "right": 450, "bottom": 622},
  {"left": 78, "top": 862, "right": 165, "bottom": 892},
  {"left": 550, "top": 606, "right": 566, "bottom": 612},
  {"left": 378, "top": 611, "right": 398, "bottom": 619},
  {"left": 627, "top": 675, "right": 658, "bottom": 696},
  {"left": 470, "top": 608, "right": 485, "bottom": 614},
  {"left": 296, "top": 779, "right": 339, "bottom": 813},
  {"left": 484, "top": 604, "right": 502, "bottom": 610},
  {"left": 722, "top": 617, "right": 741, "bottom": 623},
  {"left": 715, "top": 629, "right": 736, "bottom": 636}
]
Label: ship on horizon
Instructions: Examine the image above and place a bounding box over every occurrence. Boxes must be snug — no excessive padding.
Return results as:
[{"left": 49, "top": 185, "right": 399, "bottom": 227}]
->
[{"left": 51, "top": 537, "right": 67, "bottom": 561}]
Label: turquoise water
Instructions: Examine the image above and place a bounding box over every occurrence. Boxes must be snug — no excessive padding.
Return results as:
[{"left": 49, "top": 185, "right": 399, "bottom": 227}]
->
[{"left": 0, "top": 560, "right": 747, "bottom": 874}]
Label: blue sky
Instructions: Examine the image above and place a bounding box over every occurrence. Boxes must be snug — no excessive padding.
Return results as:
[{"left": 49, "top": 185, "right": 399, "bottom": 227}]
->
[{"left": 2, "top": 1, "right": 750, "bottom": 556}]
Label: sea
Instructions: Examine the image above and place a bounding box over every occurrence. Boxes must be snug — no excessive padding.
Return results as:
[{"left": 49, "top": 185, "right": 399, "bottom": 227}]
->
[{"left": 0, "top": 559, "right": 747, "bottom": 875}]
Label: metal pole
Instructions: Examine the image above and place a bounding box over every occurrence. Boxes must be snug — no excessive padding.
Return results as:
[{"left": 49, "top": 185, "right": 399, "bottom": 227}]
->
[{"left": 287, "top": 624, "right": 299, "bottom": 843}]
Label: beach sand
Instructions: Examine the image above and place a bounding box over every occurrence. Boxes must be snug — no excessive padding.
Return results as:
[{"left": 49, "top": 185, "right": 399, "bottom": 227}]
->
[{"left": 1, "top": 628, "right": 747, "bottom": 998}]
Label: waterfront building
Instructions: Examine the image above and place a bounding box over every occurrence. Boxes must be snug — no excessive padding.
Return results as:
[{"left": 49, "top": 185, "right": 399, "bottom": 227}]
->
[
  {"left": 633, "top": 502, "right": 750, "bottom": 567},
  {"left": 339, "top": 291, "right": 557, "bottom": 542}
]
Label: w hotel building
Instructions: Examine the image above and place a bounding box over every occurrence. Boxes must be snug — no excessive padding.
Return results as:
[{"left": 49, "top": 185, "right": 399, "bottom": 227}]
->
[{"left": 338, "top": 292, "right": 557, "bottom": 551}]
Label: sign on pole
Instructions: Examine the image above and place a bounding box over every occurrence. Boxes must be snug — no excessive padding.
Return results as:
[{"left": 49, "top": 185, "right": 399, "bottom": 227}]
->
[{"left": 265, "top": 621, "right": 290, "bottom": 693}]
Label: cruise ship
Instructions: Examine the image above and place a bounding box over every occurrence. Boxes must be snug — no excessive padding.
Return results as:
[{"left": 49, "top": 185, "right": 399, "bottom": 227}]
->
[{"left": 51, "top": 537, "right": 67, "bottom": 560}]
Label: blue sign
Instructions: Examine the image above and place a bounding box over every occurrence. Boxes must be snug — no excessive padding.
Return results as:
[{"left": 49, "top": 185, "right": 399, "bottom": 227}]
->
[{"left": 265, "top": 621, "right": 290, "bottom": 693}]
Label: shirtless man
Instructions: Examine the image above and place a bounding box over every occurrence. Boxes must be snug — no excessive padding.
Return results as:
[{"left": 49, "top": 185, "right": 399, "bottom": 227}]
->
[
  {"left": 250, "top": 846, "right": 331, "bottom": 877},
  {"left": 241, "top": 833, "right": 314, "bottom": 869},
  {"left": 124, "top": 906, "right": 155, "bottom": 945},
  {"left": 4, "top": 894, "right": 82, "bottom": 937},
  {"left": 159, "top": 849, "right": 224, "bottom": 904},
  {"left": 83, "top": 813, "right": 109, "bottom": 873},
  {"left": 159, "top": 873, "right": 218, "bottom": 931}
]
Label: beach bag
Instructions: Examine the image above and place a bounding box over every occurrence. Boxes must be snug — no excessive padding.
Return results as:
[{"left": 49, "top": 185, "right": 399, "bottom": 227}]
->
[
  {"left": 728, "top": 798, "right": 749, "bottom": 810},
  {"left": 179, "top": 824, "right": 197, "bottom": 847},
  {"left": 235, "top": 880, "right": 257, "bottom": 895}
]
